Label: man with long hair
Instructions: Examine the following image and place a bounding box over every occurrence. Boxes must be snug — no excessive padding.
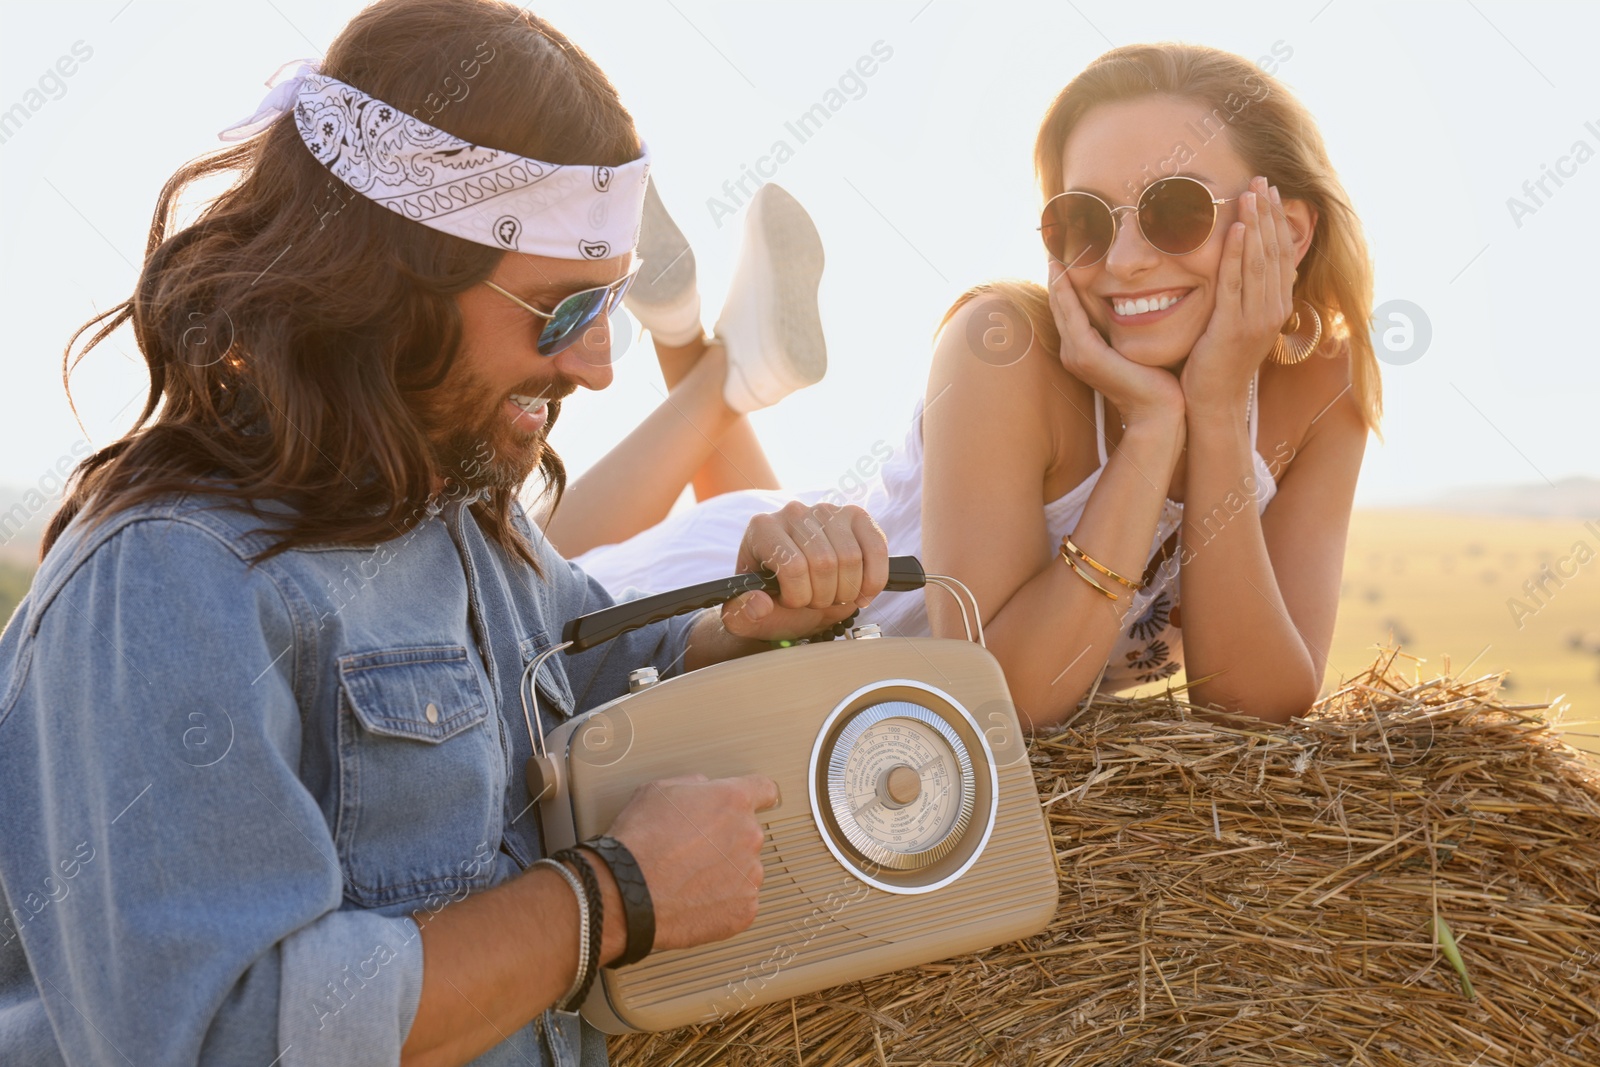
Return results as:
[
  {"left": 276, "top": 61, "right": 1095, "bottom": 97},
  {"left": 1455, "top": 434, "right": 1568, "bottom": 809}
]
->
[{"left": 0, "top": 2, "right": 887, "bottom": 1064}]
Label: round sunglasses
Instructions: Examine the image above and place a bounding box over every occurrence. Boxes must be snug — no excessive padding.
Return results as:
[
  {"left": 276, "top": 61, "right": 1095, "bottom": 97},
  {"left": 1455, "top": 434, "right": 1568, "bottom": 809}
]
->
[
  {"left": 484, "top": 261, "right": 641, "bottom": 358},
  {"left": 1038, "top": 176, "right": 1241, "bottom": 269}
]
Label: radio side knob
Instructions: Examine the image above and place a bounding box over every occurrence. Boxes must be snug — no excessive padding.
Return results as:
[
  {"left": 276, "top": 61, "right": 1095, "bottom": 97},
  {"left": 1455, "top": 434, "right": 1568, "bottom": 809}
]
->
[{"left": 627, "top": 666, "right": 660, "bottom": 692}]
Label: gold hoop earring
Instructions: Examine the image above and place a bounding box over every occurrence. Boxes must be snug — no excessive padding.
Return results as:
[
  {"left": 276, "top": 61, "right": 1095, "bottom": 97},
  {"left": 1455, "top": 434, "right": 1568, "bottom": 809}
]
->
[{"left": 1269, "top": 299, "right": 1322, "bottom": 365}]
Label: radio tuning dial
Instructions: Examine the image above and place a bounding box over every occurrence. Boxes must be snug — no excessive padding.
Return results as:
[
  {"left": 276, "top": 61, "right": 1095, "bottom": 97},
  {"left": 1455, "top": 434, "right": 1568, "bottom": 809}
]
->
[{"left": 823, "top": 700, "right": 976, "bottom": 872}]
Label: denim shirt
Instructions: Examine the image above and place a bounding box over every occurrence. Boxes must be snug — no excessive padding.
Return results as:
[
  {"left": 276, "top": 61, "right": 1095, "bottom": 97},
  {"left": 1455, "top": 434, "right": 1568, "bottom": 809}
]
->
[{"left": 0, "top": 487, "right": 699, "bottom": 1066}]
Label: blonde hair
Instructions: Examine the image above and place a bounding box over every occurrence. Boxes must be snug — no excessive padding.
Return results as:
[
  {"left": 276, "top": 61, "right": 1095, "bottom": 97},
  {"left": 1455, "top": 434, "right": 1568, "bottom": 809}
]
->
[{"left": 938, "top": 43, "right": 1381, "bottom": 435}]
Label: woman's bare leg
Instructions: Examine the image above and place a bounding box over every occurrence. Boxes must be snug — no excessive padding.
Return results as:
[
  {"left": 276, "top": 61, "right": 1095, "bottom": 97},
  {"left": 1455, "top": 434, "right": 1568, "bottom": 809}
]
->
[
  {"left": 540, "top": 338, "right": 779, "bottom": 557},
  {"left": 653, "top": 334, "right": 780, "bottom": 501},
  {"left": 535, "top": 180, "right": 821, "bottom": 556}
]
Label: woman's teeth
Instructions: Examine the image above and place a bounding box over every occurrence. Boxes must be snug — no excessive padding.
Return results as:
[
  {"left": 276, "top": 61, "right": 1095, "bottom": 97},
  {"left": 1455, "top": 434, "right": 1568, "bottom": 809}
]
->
[{"left": 1112, "top": 291, "right": 1188, "bottom": 316}]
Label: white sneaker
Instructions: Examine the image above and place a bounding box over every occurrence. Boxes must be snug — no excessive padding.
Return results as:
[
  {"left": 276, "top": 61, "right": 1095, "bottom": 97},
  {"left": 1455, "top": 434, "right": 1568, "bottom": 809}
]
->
[
  {"left": 624, "top": 177, "right": 703, "bottom": 347},
  {"left": 713, "top": 183, "right": 826, "bottom": 414}
]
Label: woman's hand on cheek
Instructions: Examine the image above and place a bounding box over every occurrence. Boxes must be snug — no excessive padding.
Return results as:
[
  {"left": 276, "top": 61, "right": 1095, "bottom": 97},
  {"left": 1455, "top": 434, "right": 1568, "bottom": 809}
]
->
[
  {"left": 1047, "top": 264, "right": 1183, "bottom": 427},
  {"left": 1181, "top": 177, "right": 1299, "bottom": 417}
]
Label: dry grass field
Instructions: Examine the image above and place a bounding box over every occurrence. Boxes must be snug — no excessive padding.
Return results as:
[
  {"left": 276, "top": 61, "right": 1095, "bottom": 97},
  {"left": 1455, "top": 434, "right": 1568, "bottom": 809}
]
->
[{"left": 1328, "top": 509, "right": 1600, "bottom": 756}]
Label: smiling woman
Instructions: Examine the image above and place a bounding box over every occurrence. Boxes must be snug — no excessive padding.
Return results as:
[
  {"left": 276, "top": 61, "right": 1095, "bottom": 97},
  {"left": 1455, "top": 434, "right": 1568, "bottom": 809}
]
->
[{"left": 918, "top": 43, "right": 1378, "bottom": 725}]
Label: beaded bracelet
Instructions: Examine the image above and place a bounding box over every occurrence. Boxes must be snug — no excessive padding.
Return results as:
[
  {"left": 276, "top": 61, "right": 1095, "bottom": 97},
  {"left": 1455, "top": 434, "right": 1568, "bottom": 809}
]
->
[
  {"left": 770, "top": 608, "right": 860, "bottom": 649},
  {"left": 531, "top": 858, "right": 591, "bottom": 1012}
]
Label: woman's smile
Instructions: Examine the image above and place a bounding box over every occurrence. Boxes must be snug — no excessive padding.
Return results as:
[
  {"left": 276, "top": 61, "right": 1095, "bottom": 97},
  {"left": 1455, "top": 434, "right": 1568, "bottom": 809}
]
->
[{"left": 1103, "top": 286, "right": 1196, "bottom": 325}]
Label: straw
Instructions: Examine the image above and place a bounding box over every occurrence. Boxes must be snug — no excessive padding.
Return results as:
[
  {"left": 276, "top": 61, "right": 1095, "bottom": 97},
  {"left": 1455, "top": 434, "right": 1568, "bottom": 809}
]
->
[{"left": 609, "top": 649, "right": 1600, "bottom": 1066}]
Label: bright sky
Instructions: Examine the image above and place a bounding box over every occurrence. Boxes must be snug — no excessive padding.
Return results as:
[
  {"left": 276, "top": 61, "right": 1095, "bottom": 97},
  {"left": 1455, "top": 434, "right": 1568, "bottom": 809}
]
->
[{"left": 3, "top": 0, "right": 1596, "bottom": 509}]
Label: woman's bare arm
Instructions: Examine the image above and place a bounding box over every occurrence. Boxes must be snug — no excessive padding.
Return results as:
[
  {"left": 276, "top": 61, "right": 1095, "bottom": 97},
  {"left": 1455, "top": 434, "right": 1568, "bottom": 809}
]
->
[
  {"left": 920, "top": 300, "right": 1183, "bottom": 730},
  {"left": 1180, "top": 351, "right": 1366, "bottom": 721}
]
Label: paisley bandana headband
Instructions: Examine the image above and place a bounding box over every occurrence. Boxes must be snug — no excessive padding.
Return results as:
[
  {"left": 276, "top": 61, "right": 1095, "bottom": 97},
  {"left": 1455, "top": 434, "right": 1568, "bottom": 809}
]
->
[{"left": 218, "top": 59, "right": 650, "bottom": 260}]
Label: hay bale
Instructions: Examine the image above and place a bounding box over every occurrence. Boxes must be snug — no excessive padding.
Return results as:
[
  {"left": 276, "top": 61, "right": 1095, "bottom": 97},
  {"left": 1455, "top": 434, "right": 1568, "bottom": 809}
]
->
[{"left": 609, "top": 650, "right": 1600, "bottom": 1066}]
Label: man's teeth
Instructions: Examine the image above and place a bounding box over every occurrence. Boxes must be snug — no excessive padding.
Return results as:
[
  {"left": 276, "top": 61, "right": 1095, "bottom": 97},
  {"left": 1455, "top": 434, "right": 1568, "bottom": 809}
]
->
[
  {"left": 1113, "top": 292, "right": 1186, "bottom": 316},
  {"left": 508, "top": 393, "right": 547, "bottom": 413}
]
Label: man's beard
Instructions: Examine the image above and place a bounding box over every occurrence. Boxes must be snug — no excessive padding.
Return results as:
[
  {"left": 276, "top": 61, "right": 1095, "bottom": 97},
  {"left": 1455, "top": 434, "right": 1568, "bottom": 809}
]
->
[{"left": 416, "top": 366, "right": 570, "bottom": 493}]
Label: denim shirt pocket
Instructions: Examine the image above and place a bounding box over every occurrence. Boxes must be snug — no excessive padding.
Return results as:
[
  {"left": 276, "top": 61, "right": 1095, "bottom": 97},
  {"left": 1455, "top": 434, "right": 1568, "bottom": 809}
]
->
[
  {"left": 518, "top": 632, "right": 576, "bottom": 721},
  {"left": 335, "top": 645, "right": 502, "bottom": 908}
]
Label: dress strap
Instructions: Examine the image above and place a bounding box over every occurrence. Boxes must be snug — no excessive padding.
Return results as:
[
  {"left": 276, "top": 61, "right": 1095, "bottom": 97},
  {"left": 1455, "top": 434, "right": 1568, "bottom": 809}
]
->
[{"left": 1093, "top": 389, "right": 1109, "bottom": 467}]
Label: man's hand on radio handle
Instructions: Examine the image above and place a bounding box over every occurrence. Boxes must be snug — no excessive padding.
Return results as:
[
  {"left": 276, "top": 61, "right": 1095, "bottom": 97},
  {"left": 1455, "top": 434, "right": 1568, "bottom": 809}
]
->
[
  {"left": 603, "top": 772, "right": 780, "bottom": 956},
  {"left": 725, "top": 501, "right": 889, "bottom": 642}
]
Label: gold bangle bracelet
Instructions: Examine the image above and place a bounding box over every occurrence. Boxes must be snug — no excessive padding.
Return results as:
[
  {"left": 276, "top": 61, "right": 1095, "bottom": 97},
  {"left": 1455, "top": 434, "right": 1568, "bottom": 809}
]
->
[
  {"left": 1059, "top": 543, "right": 1119, "bottom": 600},
  {"left": 1061, "top": 534, "right": 1144, "bottom": 590}
]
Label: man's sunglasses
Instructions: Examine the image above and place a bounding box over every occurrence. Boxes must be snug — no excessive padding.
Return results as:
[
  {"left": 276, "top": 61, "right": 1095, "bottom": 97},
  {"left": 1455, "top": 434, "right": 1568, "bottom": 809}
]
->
[
  {"left": 1038, "top": 175, "right": 1241, "bottom": 269},
  {"left": 484, "top": 261, "right": 641, "bottom": 358}
]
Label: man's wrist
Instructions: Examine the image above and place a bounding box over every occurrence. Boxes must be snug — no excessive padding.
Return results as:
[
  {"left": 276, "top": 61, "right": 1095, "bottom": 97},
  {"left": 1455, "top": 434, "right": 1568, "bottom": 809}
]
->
[{"left": 684, "top": 606, "right": 768, "bottom": 672}]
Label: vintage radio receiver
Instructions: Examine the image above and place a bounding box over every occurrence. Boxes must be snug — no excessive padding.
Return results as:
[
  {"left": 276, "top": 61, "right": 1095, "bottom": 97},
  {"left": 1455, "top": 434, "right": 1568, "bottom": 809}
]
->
[{"left": 520, "top": 557, "right": 1059, "bottom": 1033}]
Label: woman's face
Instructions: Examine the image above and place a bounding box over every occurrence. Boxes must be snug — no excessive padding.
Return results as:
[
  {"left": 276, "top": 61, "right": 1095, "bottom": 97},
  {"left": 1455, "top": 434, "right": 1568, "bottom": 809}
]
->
[{"left": 1057, "top": 94, "right": 1309, "bottom": 370}]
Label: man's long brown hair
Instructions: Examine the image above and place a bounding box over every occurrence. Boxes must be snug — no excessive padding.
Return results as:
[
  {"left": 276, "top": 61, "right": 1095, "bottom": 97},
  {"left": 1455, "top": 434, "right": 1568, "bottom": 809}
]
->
[{"left": 43, "top": 0, "right": 642, "bottom": 575}]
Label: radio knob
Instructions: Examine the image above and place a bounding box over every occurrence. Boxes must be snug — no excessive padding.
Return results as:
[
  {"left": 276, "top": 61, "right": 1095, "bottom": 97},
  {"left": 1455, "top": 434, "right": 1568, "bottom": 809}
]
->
[
  {"left": 849, "top": 623, "right": 883, "bottom": 640},
  {"left": 627, "top": 666, "right": 660, "bottom": 692},
  {"left": 883, "top": 763, "right": 921, "bottom": 806}
]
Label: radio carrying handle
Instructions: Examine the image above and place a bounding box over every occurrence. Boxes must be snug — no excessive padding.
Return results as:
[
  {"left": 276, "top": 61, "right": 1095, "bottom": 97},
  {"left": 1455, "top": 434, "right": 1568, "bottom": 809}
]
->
[
  {"left": 518, "top": 555, "right": 987, "bottom": 805},
  {"left": 561, "top": 554, "right": 933, "bottom": 652}
]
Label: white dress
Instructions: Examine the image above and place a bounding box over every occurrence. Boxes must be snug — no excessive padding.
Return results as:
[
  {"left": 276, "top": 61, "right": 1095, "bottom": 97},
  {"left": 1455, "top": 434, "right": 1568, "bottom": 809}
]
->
[{"left": 573, "top": 371, "right": 1279, "bottom": 692}]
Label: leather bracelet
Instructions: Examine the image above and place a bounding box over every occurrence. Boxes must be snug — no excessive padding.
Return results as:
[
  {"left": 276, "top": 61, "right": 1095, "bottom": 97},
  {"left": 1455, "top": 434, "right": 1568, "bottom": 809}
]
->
[
  {"left": 582, "top": 835, "right": 656, "bottom": 969},
  {"left": 531, "top": 858, "right": 590, "bottom": 1011},
  {"left": 551, "top": 848, "right": 604, "bottom": 1009}
]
